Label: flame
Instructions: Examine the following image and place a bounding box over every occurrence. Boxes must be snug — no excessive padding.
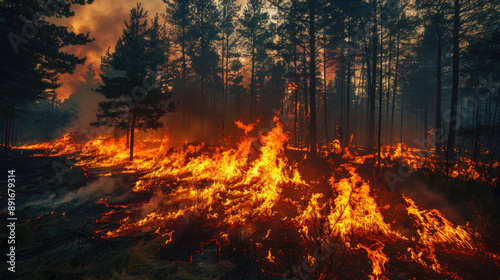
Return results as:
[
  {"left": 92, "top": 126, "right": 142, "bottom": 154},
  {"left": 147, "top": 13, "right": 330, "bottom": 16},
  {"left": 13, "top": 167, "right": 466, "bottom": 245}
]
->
[
  {"left": 266, "top": 249, "right": 276, "bottom": 263},
  {"left": 357, "top": 242, "right": 388, "bottom": 280},
  {"left": 403, "top": 195, "right": 475, "bottom": 250},
  {"left": 403, "top": 194, "right": 479, "bottom": 274},
  {"left": 235, "top": 119, "right": 259, "bottom": 135},
  {"left": 16, "top": 121, "right": 499, "bottom": 278},
  {"left": 287, "top": 82, "right": 298, "bottom": 90},
  {"left": 93, "top": 116, "right": 307, "bottom": 239},
  {"left": 327, "top": 170, "right": 393, "bottom": 242}
]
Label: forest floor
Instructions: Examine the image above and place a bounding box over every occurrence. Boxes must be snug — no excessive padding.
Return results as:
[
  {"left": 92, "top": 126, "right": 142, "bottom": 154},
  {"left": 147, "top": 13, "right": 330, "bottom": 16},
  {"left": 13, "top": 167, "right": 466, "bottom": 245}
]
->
[{"left": 1, "top": 147, "right": 499, "bottom": 280}]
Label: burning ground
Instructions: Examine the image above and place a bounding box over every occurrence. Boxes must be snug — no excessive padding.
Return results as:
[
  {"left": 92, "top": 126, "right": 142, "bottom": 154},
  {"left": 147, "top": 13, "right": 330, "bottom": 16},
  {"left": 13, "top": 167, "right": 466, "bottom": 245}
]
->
[{"left": 2, "top": 119, "right": 500, "bottom": 280}]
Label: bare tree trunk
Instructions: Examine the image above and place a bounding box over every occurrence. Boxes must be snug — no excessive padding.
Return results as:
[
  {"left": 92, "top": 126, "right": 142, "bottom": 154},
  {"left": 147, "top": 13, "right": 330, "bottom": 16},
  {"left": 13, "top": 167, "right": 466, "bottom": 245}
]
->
[
  {"left": 323, "top": 35, "right": 329, "bottom": 143},
  {"left": 400, "top": 89, "right": 404, "bottom": 151},
  {"left": 436, "top": 34, "right": 442, "bottom": 155},
  {"left": 225, "top": 31, "right": 230, "bottom": 137},
  {"left": 0, "top": 119, "right": 4, "bottom": 149},
  {"left": 346, "top": 48, "right": 351, "bottom": 147},
  {"left": 181, "top": 24, "right": 188, "bottom": 139},
  {"left": 294, "top": 45, "right": 299, "bottom": 145},
  {"left": 303, "top": 45, "right": 309, "bottom": 149},
  {"left": 340, "top": 53, "right": 345, "bottom": 143},
  {"left": 365, "top": 37, "right": 372, "bottom": 143},
  {"left": 250, "top": 35, "right": 256, "bottom": 121},
  {"left": 354, "top": 60, "right": 365, "bottom": 145},
  {"left": 4, "top": 118, "right": 13, "bottom": 149},
  {"left": 126, "top": 110, "right": 130, "bottom": 148},
  {"left": 200, "top": 3, "right": 206, "bottom": 138},
  {"left": 368, "top": 0, "right": 378, "bottom": 150},
  {"left": 493, "top": 87, "right": 500, "bottom": 125},
  {"left": 377, "top": 32, "right": 383, "bottom": 167},
  {"left": 447, "top": 0, "right": 461, "bottom": 171},
  {"left": 130, "top": 111, "right": 136, "bottom": 161},
  {"left": 308, "top": 0, "right": 317, "bottom": 156},
  {"left": 424, "top": 106, "right": 428, "bottom": 139},
  {"left": 424, "top": 62, "right": 429, "bottom": 139},
  {"left": 390, "top": 22, "right": 400, "bottom": 145},
  {"left": 386, "top": 32, "right": 392, "bottom": 144},
  {"left": 221, "top": 20, "right": 226, "bottom": 140}
]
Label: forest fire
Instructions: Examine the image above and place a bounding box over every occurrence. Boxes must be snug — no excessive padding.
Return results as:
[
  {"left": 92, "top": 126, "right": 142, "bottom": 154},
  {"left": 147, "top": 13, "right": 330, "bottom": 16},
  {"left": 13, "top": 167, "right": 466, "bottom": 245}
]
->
[
  {"left": 2, "top": 0, "right": 500, "bottom": 278},
  {"left": 15, "top": 118, "right": 500, "bottom": 279}
]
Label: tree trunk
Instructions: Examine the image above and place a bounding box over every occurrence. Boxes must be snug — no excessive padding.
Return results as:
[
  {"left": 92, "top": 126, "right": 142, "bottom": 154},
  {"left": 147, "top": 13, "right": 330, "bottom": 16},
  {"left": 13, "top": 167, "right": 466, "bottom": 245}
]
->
[
  {"left": 368, "top": 0, "right": 378, "bottom": 150},
  {"left": 390, "top": 22, "right": 400, "bottom": 145},
  {"left": 294, "top": 44, "right": 299, "bottom": 145},
  {"left": 365, "top": 38, "right": 372, "bottom": 143},
  {"left": 182, "top": 24, "right": 187, "bottom": 137},
  {"left": 200, "top": 3, "right": 206, "bottom": 138},
  {"left": 221, "top": 20, "right": 226, "bottom": 140},
  {"left": 0, "top": 119, "right": 4, "bottom": 149},
  {"left": 340, "top": 53, "right": 345, "bottom": 143},
  {"left": 377, "top": 32, "right": 383, "bottom": 167},
  {"left": 126, "top": 110, "right": 130, "bottom": 148},
  {"left": 225, "top": 32, "right": 230, "bottom": 136},
  {"left": 129, "top": 111, "right": 136, "bottom": 161},
  {"left": 424, "top": 62, "right": 429, "bottom": 139},
  {"left": 424, "top": 106, "right": 428, "bottom": 139},
  {"left": 4, "top": 117, "right": 13, "bottom": 151},
  {"left": 323, "top": 35, "right": 329, "bottom": 143},
  {"left": 493, "top": 87, "right": 500, "bottom": 125},
  {"left": 303, "top": 45, "right": 309, "bottom": 149},
  {"left": 250, "top": 36, "right": 256, "bottom": 121},
  {"left": 309, "top": 0, "right": 317, "bottom": 156},
  {"left": 436, "top": 34, "right": 442, "bottom": 155},
  {"left": 447, "top": 0, "right": 461, "bottom": 169},
  {"left": 400, "top": 88, "right": 404, "bottom": 151},
  {"left": 346, "top": 49, "right": 351, "bottom": 147},
  {"left": 386, "top": 32, "right": 392, "bottom": 144}
]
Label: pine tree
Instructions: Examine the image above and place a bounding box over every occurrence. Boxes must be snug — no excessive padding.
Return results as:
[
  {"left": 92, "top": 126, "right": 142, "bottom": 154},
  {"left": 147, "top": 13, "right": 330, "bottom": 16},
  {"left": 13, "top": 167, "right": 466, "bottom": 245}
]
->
[
  {"left": 94, "top": 3, "right": 173, "bottom": 160},
  {"left": 0, "top": 0, "right": 93, "bottom": 149}
]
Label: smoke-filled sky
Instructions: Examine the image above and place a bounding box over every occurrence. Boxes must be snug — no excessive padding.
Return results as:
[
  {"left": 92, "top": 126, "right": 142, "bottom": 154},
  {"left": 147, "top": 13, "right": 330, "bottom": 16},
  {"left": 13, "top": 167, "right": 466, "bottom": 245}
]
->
[
  {"left": 56, "top": 0, "right": 247, "bottom": 100},
  {"left": 55, "top": 0, "right": 164, "bottom": 99}
]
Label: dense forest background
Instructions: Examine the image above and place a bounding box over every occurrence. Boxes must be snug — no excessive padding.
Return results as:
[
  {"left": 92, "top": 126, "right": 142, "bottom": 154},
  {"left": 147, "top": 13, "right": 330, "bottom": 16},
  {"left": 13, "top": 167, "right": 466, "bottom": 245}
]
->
[{"left": 2, "top": 0, "right": 500, "bottom": 162}]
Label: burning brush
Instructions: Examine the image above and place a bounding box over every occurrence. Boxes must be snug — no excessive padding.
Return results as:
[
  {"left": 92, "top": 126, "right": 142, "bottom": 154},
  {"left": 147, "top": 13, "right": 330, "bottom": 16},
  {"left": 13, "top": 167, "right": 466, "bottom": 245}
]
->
[{"left": 16, "top": 118, "right": 500, "bottom": 279}]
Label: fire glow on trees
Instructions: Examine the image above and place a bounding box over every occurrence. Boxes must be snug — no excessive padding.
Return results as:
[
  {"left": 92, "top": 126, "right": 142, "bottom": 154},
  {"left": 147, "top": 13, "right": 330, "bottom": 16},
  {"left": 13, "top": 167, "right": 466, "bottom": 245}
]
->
[{"left": 17, "top": 117, "right": 500, "bottom": 279}]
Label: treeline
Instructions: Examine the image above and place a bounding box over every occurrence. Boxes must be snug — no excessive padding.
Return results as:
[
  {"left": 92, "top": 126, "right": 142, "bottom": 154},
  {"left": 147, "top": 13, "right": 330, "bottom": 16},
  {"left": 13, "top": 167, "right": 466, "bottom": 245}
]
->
[
  {"left": 2, "top": 0, "right": 500, "bottom": 163},
  {"left": 105, "top": 0, "right": 497, "bottom": 160},
  {"left": 1, "top": 0, "right": 94, "bottom": 151}
]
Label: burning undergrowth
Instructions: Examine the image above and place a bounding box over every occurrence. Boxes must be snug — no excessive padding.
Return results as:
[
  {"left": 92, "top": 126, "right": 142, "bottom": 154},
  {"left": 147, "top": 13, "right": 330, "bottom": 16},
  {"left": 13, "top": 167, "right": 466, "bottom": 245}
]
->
[{"left": 15, "top": 118, "right": 500, "bottom": 279}]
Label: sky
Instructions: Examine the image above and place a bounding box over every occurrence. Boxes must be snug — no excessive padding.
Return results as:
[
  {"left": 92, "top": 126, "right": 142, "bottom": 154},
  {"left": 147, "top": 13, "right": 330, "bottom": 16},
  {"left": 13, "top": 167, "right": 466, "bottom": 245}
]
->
[{"left": 56, "top": 0, "right": 247, "bottom": 100}]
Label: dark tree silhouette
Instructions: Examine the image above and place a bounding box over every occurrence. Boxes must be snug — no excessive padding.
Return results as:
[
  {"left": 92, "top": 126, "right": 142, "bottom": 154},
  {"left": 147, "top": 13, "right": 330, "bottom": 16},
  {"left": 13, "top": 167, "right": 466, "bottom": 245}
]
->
[
  {"left": 94, "top": 4, "right": 173, "bottom": 160},
  {"left": 0, "top": 0, "right": 93, "bottom": 150}
]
